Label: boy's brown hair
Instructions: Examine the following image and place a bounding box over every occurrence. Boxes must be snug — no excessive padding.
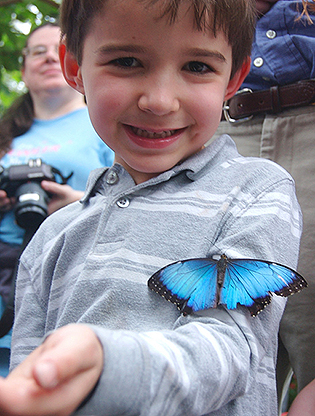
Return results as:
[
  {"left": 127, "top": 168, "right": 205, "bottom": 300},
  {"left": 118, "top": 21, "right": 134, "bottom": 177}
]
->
[{"left": 60, "top": 0, "right": 256, "bottom": 78}]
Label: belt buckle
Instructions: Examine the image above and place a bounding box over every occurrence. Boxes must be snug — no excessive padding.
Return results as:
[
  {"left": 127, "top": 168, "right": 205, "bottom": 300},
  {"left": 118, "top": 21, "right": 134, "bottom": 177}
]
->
[{"left": 223, "top": 88, "right": 254, "bottom": 124}]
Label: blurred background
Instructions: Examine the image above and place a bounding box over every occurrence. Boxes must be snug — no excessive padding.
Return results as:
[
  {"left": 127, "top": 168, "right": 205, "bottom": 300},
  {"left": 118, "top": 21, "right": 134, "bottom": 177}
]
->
[{"left": 0, "top": 0, "right": 59, "bottom": 115}]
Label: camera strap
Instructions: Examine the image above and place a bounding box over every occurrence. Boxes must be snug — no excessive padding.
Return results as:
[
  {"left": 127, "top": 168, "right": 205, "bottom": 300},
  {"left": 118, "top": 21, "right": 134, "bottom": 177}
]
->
[{"left": 52, "top": 167, "right": 73, "bottom": 184}]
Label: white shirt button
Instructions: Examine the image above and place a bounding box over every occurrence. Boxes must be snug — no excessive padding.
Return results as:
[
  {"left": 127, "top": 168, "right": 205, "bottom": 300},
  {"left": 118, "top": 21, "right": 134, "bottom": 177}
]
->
[
  {"left": 116, "top": 197, "right": 130, "bottom": 208},
  {"left": 266, "top": 30, "right": 277, "bottom": 39},
  {"left": 253, "top": 57, "right": 264, "bottom": 68}
]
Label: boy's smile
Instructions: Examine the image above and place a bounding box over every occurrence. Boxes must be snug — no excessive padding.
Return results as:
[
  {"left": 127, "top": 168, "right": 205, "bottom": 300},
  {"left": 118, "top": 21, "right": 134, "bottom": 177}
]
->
[{"left": 70, "top": 0, "right": 248, "bottom": 184}]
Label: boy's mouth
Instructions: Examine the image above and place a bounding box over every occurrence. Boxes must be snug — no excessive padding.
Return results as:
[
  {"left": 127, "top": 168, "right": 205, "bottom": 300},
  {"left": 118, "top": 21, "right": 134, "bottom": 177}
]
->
[
  {"left": 123, "top": 124, "right": 186, "bottom": 149},
  {"left": 132, "top": 127, "right": 176, "bottom": 139},
  {"left": 129, "top": 126, "right": 179, "bottom": 139}
]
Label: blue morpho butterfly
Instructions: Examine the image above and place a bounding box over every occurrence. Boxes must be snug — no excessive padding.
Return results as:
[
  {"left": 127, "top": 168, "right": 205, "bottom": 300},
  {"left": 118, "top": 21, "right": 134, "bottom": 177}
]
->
[{"left": 148, "top": 254, "right": 308, "bottom": 317}]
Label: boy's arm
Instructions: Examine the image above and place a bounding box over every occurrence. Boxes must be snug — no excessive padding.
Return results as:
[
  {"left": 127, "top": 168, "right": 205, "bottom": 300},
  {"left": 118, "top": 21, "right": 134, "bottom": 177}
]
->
[
  {"left": 78, "top": 300, "right": 284, "bottom": 415},
  {"left": 3, "top": 305, "right": 280, "bottom": 416}
]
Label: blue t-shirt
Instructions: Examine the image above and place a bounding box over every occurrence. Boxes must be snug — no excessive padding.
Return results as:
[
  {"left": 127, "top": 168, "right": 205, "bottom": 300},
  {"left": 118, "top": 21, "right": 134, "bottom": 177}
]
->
[
  {"left": 0, "top": 107, "right": 114, "bottom": 245},
  {"left": 243, "top": 0, "right": 315, "bottom": 91}
]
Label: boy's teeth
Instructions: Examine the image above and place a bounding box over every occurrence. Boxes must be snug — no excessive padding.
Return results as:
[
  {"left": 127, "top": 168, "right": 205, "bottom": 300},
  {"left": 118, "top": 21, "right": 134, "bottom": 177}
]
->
[{"left": 133, "top": 127, "right": 175, "bottom": 138}]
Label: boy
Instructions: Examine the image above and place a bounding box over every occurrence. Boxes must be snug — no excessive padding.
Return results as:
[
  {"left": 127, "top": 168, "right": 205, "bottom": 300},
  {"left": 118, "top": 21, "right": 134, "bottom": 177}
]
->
[{"left": 0, "top": 0, "right": 303, "bottom": 415}]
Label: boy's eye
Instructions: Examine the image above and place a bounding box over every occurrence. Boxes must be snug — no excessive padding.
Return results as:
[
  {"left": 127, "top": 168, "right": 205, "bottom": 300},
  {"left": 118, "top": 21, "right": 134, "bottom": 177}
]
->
[
  {"left": 111, "top": 57, "right": 139, "bottom": 68},
  {"left": 185, "top": 61, "right": 213, "bottom": 74}
]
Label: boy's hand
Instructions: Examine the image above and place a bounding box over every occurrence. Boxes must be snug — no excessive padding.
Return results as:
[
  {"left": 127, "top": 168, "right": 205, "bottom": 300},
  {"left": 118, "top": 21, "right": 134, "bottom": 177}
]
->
[
  {"left": 256, "top": 0, "right": 278, "bottom": 15},
  {"left": 41, "top": 181, "right": 84, "bottom": 215},
  {"left": 0, "top": 324, "right": 103, "bottom": 416}
]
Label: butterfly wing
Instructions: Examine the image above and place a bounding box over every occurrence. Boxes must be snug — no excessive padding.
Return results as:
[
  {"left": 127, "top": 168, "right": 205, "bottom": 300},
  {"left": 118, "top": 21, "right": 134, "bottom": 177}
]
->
[
  {"left": 148, "top": 259, "right": 218, "bottom": 314},
  {"left": 220, "top": 259, "right": 308, "bottom": 316},
  {"left": 148, "top": 256, "right": 307, "bottom": 317}
]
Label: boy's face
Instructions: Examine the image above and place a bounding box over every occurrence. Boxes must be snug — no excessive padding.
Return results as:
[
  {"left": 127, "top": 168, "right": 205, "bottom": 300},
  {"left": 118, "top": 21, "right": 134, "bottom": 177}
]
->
[{"left": 64, "top": 0, "right": 248, "bottom": 184}]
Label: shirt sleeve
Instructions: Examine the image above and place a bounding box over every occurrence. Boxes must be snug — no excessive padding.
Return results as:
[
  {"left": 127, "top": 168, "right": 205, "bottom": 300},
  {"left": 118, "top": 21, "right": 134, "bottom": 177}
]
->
[{"left": 78, "top": 300, "right": 284, "bottom": 416}]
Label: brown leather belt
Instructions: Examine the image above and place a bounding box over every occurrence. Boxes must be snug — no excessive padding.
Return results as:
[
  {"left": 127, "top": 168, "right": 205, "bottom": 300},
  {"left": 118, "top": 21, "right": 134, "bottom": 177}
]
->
[{"left": 222, "top": 79, "right": 315, "bottom": 123}]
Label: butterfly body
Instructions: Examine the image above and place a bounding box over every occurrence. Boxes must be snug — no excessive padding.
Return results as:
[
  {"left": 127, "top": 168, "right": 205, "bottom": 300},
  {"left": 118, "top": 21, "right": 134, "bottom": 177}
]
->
[{"left": 148, "top": 255, "right": 307, "bottom": 316}]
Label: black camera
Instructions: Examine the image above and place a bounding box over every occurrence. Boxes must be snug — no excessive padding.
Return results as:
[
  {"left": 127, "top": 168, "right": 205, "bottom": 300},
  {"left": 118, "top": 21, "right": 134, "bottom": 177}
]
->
[{"left": 0, "top": 159, "right": 72, "bottom": 230}]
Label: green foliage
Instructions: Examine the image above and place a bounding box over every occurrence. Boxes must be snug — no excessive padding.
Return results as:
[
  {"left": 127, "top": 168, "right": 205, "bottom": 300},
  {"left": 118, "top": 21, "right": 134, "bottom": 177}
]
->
[
  {"left": 288, "top": 373, "right": 298, "bottom": 409},
  {"left": 0, "top": 0, "right": 60, "bottom": 114}
]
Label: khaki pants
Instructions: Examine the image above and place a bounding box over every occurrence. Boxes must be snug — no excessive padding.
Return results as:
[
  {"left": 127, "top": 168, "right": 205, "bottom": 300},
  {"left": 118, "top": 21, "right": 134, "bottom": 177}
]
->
[{"left": 209, "top": 104, "right": 315, "bottom": 405}]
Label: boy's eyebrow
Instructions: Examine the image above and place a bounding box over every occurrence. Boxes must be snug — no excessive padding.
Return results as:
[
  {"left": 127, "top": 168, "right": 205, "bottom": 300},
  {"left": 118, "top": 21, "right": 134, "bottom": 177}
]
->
[
  {"left": 94, "top": 44, "right": 147, "bottom": 55},
  {"left": 95, "top": 45, "right": 227, "bottom": 63},
  {"left": 186, "top": 48, "right": 227, "bottom": 63}
]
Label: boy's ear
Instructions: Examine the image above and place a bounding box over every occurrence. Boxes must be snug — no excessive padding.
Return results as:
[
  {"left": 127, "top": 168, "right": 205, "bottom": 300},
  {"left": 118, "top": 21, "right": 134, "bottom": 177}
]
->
[
  {"left": 224, "top": 57, "right": 251, "bottom": 101},
  {"left": 59, "top": 42, "right": 85, "bottom": 94}
]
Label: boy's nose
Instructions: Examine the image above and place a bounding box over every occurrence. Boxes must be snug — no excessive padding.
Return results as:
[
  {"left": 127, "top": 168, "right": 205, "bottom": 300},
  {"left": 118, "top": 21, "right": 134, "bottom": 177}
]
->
[{"left": 138, "top": 79, "right": 180, "bottom": 116}]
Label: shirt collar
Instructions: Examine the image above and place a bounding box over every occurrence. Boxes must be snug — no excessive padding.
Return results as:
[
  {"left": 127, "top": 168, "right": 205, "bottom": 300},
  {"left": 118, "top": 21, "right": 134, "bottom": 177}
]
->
[{"left": 81, "top": 134, "right": 238, "bottom": 202}]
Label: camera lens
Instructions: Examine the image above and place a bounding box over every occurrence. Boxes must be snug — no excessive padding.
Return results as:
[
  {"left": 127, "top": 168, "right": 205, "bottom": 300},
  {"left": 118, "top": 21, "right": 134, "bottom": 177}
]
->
[{"left": 14, "top": 182, "right": 49, "bottom": 230}]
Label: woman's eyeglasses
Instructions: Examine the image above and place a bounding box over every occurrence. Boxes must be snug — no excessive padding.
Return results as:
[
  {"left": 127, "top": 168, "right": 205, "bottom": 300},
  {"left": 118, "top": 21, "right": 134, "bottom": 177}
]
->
[{"left": 22, "top": 45, "right": 59, "bottom": 59}]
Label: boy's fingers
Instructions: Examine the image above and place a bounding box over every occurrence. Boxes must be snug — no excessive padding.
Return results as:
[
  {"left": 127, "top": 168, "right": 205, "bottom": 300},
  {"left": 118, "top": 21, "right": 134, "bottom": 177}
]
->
[
  {"left": 33, "top": 361, "right": 59, "bottom": 389},
  {"left": 0, "top": 325, "right": 104, "bottom": 415},
  {"left": 0, "top": 364, "right": 99, "bottom": 416},
  {"left": 33, "top": 324, "right": 103, "bottom": 389}
]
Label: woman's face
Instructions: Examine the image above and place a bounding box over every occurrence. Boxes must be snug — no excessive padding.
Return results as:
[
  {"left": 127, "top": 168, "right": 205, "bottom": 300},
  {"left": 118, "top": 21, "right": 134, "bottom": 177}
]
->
[{"left": 22, "top": 26, "right": 69, "bottom": 94}]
